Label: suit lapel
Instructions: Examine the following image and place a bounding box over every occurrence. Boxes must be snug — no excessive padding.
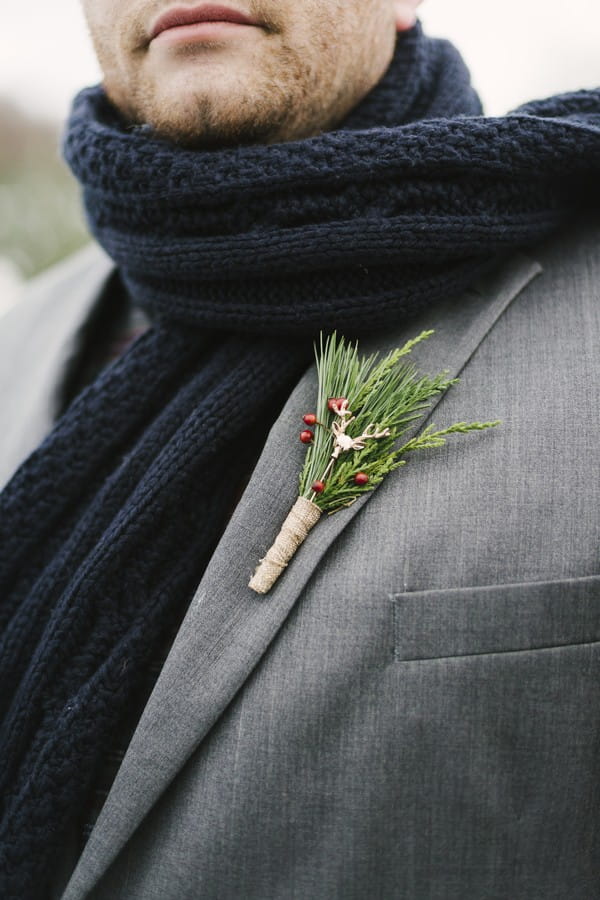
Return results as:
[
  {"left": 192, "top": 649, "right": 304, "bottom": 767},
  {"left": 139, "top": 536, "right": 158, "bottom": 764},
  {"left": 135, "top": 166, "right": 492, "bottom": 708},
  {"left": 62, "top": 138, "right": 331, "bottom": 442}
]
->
[{"left": 62, "top": 251, "right": 541, "bottom": 900}]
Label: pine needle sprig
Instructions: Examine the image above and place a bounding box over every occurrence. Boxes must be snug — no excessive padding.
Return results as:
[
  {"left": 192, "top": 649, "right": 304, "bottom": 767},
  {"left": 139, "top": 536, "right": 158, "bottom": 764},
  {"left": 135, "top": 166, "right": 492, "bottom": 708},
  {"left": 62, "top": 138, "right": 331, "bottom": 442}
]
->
[
  {"left": 299, "top": 331, "right": 371, "bottom": 495},
  {"left": 351, "top": 329, "right": 434, "bottom": 411},
  {"left": 298, "top": 331, "right": 500, "bottom": 513}
]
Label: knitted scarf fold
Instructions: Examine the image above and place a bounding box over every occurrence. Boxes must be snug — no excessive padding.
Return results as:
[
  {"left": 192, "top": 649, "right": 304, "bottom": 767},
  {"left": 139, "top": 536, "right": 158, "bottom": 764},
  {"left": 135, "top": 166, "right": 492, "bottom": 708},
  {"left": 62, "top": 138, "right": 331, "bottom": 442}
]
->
[{"left": 1, "top": 21, "right": 599, "bottom": 898}]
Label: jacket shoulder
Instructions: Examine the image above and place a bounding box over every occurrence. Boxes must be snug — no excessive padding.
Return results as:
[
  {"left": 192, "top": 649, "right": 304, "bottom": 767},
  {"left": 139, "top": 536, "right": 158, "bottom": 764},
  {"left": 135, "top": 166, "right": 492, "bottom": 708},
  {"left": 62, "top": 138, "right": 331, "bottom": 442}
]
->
[
  {"left": 0, "top": 243, "right": 115, "bottom": 488},
  {"left": 1, "top": 243, "right": 113, "bottom": 333},
  {"left": 0, "top": 242, "right": 114, "bottom": 375}
]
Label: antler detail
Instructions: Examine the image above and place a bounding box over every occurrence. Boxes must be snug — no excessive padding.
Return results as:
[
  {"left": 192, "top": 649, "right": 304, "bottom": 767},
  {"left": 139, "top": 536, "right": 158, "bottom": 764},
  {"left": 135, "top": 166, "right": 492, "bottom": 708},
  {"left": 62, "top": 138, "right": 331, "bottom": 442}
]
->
[{"left": 331, "top": 419, "right": 391, "bottom": 456}]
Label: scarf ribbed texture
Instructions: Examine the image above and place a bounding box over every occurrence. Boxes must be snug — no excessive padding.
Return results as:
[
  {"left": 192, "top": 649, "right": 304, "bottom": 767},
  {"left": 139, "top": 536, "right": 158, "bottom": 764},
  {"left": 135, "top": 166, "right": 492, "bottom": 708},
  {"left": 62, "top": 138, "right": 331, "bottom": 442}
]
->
[{"left": 1, "top": 22, "right": 599, "bottom": 898}]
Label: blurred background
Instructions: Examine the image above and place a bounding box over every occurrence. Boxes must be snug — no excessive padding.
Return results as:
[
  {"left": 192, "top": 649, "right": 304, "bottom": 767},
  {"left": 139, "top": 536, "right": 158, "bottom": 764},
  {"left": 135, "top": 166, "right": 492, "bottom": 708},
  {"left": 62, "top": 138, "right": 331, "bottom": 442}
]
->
[{"left": 1, "top": 0, "right": 599, "bottom": 311}]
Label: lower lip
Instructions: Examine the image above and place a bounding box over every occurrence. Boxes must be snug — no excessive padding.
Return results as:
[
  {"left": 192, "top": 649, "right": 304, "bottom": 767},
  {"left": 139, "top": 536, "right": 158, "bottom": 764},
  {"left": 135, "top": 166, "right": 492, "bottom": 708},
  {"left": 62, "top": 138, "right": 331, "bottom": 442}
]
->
[{"left": 152, "top": 21, "right": 260, "bottom": 44}]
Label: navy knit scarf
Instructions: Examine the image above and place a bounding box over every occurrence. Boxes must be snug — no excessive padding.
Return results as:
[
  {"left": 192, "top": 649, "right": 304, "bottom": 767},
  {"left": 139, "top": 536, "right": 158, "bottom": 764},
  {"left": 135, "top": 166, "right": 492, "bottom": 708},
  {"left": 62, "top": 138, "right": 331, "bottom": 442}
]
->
[{"left": 1, "top": 22, "right": 599, "bottom": 898}]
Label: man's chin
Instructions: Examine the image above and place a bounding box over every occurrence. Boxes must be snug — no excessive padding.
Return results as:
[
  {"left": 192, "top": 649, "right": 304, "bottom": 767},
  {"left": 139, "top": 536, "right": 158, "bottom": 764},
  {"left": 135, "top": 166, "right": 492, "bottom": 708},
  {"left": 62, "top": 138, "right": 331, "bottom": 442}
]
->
[
  {"left": 118, "top": 85, "right": 293, "bottom": 149},
  {"left": 139, "top": 108, "right": 286, "bottom": 149}
]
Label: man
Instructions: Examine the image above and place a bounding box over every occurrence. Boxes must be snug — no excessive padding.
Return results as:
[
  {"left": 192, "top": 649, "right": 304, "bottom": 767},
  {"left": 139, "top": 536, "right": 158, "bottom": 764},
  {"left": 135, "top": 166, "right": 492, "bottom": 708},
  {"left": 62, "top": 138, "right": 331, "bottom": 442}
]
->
[{"left": 0, "top": 2, "right": 598, "bottom": 898}]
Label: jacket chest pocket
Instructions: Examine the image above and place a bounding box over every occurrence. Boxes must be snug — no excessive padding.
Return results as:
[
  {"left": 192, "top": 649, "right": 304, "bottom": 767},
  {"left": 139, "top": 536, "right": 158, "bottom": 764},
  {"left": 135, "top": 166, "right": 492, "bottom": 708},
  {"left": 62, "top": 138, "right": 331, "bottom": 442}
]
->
[{"left": 391, "top": 574, "right": 600, "bottom": 661}]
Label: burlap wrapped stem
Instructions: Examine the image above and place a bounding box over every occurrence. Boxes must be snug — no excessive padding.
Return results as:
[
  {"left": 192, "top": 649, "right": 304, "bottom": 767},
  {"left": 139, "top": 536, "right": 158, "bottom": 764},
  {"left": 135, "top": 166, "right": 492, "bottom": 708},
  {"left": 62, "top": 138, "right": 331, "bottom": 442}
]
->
[{"left": 248, "top": 496, "right": 322, "bottom": 594}]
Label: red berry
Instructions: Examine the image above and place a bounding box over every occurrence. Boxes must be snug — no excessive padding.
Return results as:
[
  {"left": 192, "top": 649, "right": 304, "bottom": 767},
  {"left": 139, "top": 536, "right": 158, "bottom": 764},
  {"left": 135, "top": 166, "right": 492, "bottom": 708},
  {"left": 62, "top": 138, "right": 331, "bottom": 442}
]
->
[
  {"left": 300, "top": 429, "right": 314, "bottom": 444},
  {"left": 327, "top": 397, "right": 348, "bottom": 413},
  {"left": 303, "top": 413, "right": 317, "bottom": 426},
  {"left": 354, "top": 472, "right": 369, "bottom": 485},
  {"left": 311, "top": 480, "right": 326, "bottom": 494}
]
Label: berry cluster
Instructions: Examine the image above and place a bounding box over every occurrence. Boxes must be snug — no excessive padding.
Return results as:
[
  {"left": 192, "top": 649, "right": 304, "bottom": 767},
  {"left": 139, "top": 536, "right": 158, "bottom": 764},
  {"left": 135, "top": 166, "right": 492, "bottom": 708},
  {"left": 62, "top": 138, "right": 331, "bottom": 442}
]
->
[{"left": 299, "top": 398, "right": 370, "bottom": 496}]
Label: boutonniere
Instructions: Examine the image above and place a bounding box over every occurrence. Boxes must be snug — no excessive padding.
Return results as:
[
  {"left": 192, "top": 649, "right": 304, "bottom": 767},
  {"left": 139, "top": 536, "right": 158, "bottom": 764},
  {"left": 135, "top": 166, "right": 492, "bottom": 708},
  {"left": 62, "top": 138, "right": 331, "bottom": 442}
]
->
[{"left": 249, "top": 330, "right": 499, "bottom": 594}]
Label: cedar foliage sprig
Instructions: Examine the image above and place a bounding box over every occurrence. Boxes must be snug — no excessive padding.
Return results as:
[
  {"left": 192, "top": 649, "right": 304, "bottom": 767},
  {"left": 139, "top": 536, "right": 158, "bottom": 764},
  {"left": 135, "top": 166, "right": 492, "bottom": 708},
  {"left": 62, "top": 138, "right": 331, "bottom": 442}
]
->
[{"left": 299, "top": 331, "right": 500, "bottom": 514}]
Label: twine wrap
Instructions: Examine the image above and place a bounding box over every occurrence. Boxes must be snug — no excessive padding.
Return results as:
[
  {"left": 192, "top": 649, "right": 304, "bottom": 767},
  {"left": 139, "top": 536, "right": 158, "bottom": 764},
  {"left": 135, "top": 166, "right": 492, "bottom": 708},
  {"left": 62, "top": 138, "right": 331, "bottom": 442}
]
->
[{"left": 249, "top": 496, "right": 322, "bottom": 594}]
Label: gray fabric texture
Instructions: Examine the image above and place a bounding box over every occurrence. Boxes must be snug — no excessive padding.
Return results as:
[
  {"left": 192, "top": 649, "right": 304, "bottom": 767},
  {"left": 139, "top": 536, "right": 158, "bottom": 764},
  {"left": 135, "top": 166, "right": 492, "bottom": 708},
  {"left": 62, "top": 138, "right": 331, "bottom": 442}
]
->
[{"left": 1, "top": 220, "right": 598, "bottom": 899}]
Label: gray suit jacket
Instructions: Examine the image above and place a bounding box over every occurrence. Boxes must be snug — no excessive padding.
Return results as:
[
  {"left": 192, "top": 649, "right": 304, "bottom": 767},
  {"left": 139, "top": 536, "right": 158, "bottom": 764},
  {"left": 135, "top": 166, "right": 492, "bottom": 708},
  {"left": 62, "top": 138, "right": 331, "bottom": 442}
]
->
[{"left": 1, "top": 221, "right": 598, "bottom": 899}]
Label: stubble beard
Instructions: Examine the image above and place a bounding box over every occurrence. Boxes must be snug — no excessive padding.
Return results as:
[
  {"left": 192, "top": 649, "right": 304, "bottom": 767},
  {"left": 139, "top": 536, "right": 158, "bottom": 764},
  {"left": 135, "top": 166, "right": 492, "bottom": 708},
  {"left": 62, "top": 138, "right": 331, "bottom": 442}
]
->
[{"left": 103, "top": 40, "right": 347, "bottom": 149}]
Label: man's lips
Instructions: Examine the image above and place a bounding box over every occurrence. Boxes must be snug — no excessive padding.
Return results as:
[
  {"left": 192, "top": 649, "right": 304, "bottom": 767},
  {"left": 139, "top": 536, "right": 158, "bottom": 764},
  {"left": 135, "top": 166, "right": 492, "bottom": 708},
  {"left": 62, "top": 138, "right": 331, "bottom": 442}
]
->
[{"left": 150, "top": 4, "right": 261, "bottom": 41}]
